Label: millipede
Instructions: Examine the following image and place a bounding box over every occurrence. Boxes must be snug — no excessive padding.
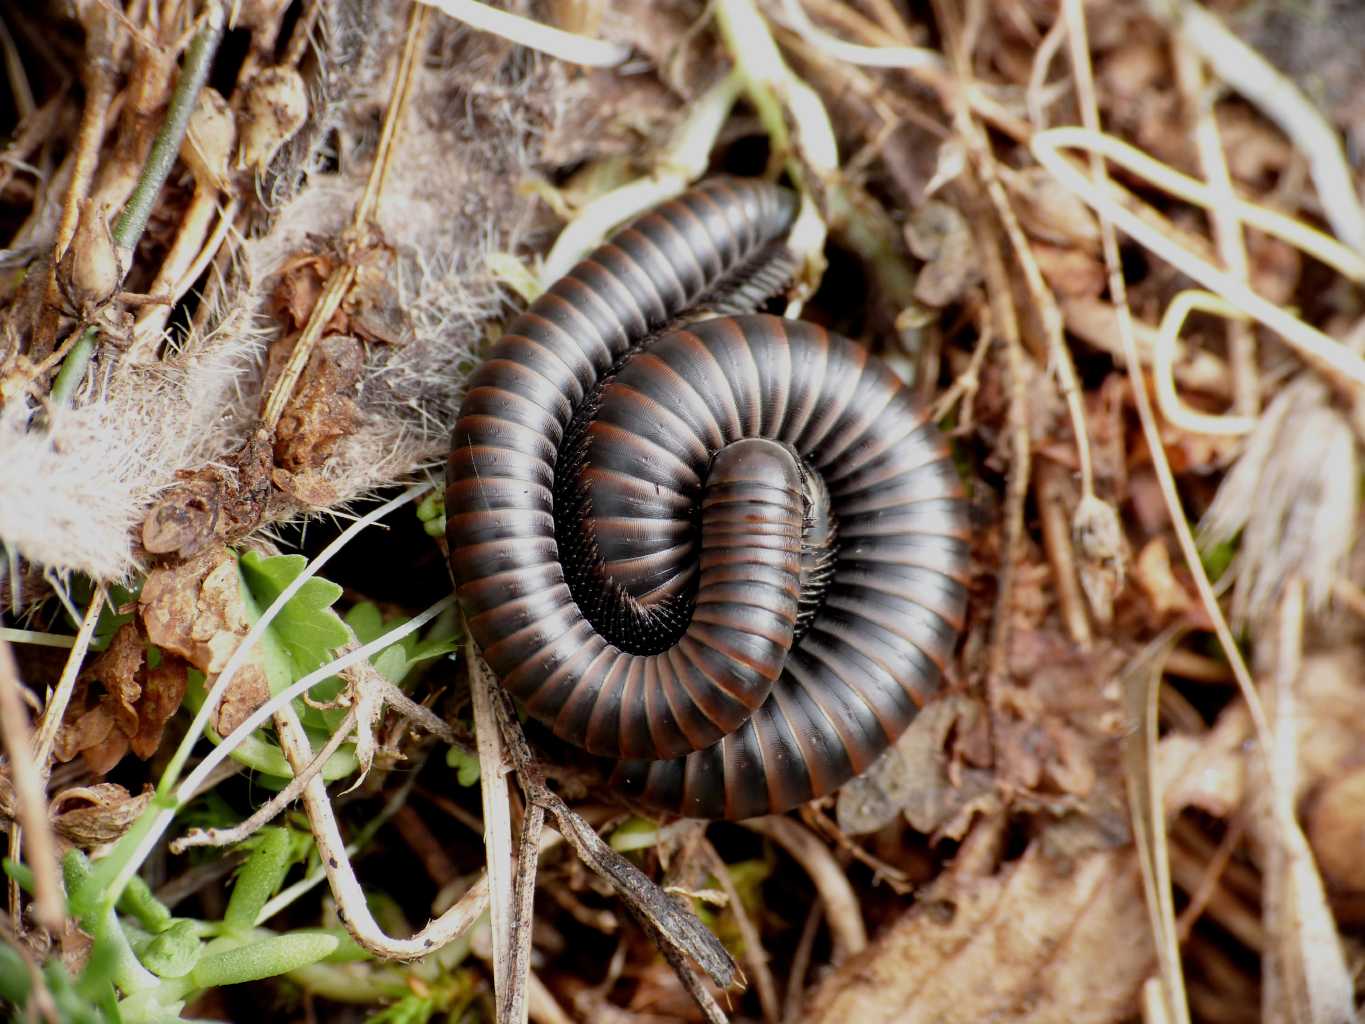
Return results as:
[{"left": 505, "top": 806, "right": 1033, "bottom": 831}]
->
[{"left": 446, "top": 178, "right": 970, "bottom": 820}]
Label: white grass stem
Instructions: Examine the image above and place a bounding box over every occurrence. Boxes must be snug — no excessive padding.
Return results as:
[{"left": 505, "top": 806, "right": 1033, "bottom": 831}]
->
[
  {"left": 1154, "top": 292, "right": 1257, "bottom": 436},
  {"left": 777, "top": 0, "right": 944, "bottom": 70},
  {"left": 101, "top": 485, "right": 432, "bottom": 912},
  {"left": 1032, "top": 129, "right": 1365, "bottom": 390},
  {"left": 542, "top": 73, "right": 743, "bottom": 281},
  {"left": 1172, "top": 2, "right": 1365, "bottom": 256},
  {"left": 417, "top": 0, "right": 630, "bottom": 67}
]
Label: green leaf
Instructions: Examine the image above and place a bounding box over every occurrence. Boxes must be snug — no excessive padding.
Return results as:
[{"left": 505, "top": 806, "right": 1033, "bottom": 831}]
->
[
  {"left": 345, "top": 602, "right": 387, "bottom": 646},
  {"left": 224, "top": 828, "right": 292, "bottom": 933},
  {"left": 68, "top": 577, "right": 141, "bottom": 652},
  {"left": 189, "top": 933, "right": 339, "bottom": 988},
  {"left": 117, "top": 875, "right": 172, "bottom": 933},
  {"left": 415, "top": 491, "right": 445, "bottom": 539},
  {"left": 347, "top": 602, "right": 461, "bottom": 688},
  {"left": 445, "top": 746, "right": 480, "bottom": 787},
  {"left": 180, "top": 671, "right": 358, "bottom": 782},
  {"left": 609, "top": 817, "right": 660, "bottom": 853},
  {"left": 0, "top": 941, "right": 31, "bottom": 1003},
  {"left": 3, "top": 857, "right": 34, "bottom": 893},
  {"left": 137, "top": 920, "right": 202, "bottom": 980},
  {"left": 237, "top": 551, "right": 349, "bottom": 686},
  {"left": 1200, "top": 534, "right": 1237, "bottom": 582},
  {"left": 220, "top": 549, "right": 353, "bottom": 739}
]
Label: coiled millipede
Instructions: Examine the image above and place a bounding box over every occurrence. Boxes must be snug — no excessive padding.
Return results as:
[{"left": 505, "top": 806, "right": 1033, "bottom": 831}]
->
[{"left": 446, "top": 179, "right": 970, "bottom": 820}]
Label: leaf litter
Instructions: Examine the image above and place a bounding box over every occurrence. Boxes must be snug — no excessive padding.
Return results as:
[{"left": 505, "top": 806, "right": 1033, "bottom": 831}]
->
[{"left": 0, "top": 0, "right": 1364, "bottom": 1022}]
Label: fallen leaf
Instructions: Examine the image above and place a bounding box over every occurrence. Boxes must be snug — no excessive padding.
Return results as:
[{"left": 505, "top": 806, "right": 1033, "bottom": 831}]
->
[
  {"left": 904, "top": 200, "right": 980, "bottom": 307},
  {"left": 800, "top": 843, "right": 1154, "bottom": 1024},
  {"left": 1031, "top": 242, "right": 1105, "bottom": 298},
  {"left": 52, "top": 621, "right": 189, "bottom": 775},
  {"left": 271, "top": 466, "right": 340, "bottom": 509},
  {"left": 837, "top": 696, "right": 997, "bottom": 839},
  {"left": 1133, "top": 537, "right": 1193, "bottom": 618},
  {"left": 1009, "top": 167, "right": 1100, "bottom": 251},
  {"left": 140, "top": 545, "right": 270, "bottom": 735},
  {"left": 270, "top": 334, "right": 363, "bottom": 472},
  {"left": 130, "top": 659, "right": 188, "bottom": 759}
]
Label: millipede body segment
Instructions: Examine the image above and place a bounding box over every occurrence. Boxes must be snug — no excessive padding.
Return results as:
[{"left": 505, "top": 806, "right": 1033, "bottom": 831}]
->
[{"left": 447, "top": 179, "right": 970, "bottom": 819}]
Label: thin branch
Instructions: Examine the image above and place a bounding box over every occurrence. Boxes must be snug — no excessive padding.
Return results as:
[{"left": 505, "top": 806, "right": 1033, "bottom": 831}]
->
[
  {"left": 743, "top": 817, "right": 865, "bottom": 962},
  {"left": 487, "top": 685, "right": 740, "bottom": 993},
  {"left": 32, "top": 584, "right": 104, "bottom": 767},
  {"left": 168, "top": 704, "right": 360, "bottom": 853},
  {"left": 273, "top": 700, "right": 492, "bottom": 957},
  {"left": 700, "top": 840, "right": 780, "bottom": 1024},
  {"left": 0, "top": 641, "right": 62, "bottom": 931}
]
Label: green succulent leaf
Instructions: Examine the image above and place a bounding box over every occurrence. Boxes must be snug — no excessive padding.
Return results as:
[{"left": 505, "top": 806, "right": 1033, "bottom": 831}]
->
[
  {"left": 445, "top": 745, "right": 480, "bottom": 787},
  {"left": 138, "top": 920, "right": 202, "bottom": 979},
  {"left": 224, "top": 827, "right": 293, "bottom": 933},
  {"left": 189, "top": 932, "right": 339, "bottom": 988}
]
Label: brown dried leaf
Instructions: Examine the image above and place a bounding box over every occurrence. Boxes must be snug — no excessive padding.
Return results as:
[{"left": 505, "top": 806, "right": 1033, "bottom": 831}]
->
[
  {"left": 1009, "top": 167, "right": 1101, "bottom": 251},
  {"left": 272, "top": 334, "right": 364, "bottom": 472},
  {"left": 273, "top": 254, "right": 336, "bottom": 332},
  {"left": 139, "top": 545, "right": 269, "bottom": 736},
  {"left": 1132, "top": 538, "right": 1193, "bottom": 618},
  {"left": 55, "top": 623, "right": 140, "bottom": 773},
  {"left": 800, "top": 844, "right": 1154, "bottom": 1024},
  {"left": 271, "top": 466, "right": 341, "bottom": 509},
  {"left": 142, "top": 477, "right": 221, "bottom": 556},
  {"left": 77, "top": 708, "right": 128, "bottom": 776},
  {"left": 140, "top": 431, "right": 275, "bottom": 557},
  {"left": 1306, "top": 766, "right": 1365, "bottom": 893},
  {"left": 345, "top": 247, "right": 408, "bottom": 346},
  {"left": 904, "top": 200, "right": 980, "bottom": 308},
  {"left": 51, "top": 784, "right": 153, "bottom": 848},
  {"left": 130, "top": 659, "right": 187, "bottom": 759},
  {"left": 1031, "top": 242, "right": 1105, "bottom": 299},
  {"left": 837, "top": 696, "right": 996, "bottom": 838}
]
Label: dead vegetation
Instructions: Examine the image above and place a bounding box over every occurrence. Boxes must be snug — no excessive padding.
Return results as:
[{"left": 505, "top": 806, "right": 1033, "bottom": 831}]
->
[{"left": 2, "top": 0, "right": 1365, "bottom": 1021}]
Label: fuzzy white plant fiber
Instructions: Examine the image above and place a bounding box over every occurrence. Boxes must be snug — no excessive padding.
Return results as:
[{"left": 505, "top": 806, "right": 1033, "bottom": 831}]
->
[{"left": 0, "top": 3, "right": 579, "bottom": 594}]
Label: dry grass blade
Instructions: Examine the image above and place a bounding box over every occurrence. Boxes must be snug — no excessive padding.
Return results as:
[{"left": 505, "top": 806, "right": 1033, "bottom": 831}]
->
[
  {"left": 0, "top": 640, "right": 62, "bottom": 931},
  {"left": 417, "top": 0, "right": 630, "bottom": 67},
  {"left": 168, "top": 704, "right": 359, "bottom": 853},
  {"left": 469, "top": 643, "right": 521, "bottom": 1022},
  {"left": 1257, "top": 580, "right": 1353, "bottom": 1023},
  {"left": 1168, "top": 1, "right": 1365, "bottom": 255},
  {"left": 1120, "top": 632, "right": 1192, "bottom": 1024}
]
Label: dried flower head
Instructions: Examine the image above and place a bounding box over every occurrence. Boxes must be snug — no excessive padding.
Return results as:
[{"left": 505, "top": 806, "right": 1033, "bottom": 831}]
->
[
  {"left": 57, "top": 199, "right": 127, "bottom": 312},
  {"left": 1201, "top": 377, "right": 1357, "bottom": 626}
]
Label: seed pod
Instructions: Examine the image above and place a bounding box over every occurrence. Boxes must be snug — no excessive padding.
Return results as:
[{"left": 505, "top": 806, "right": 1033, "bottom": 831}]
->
[
  {"left": 236, "top": 66, "right": 308, "bottom": 173},
  {"left": 182, "top": 87, "right": 236, "bottom": 189},
  {"left": 57, "top": 199, "right": 127, "bottom": 311}
]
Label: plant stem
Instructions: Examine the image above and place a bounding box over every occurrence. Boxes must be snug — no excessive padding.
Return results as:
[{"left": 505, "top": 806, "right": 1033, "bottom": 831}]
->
[{"left": 51, "top": 3, "right": 225, "bottom": 406}]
